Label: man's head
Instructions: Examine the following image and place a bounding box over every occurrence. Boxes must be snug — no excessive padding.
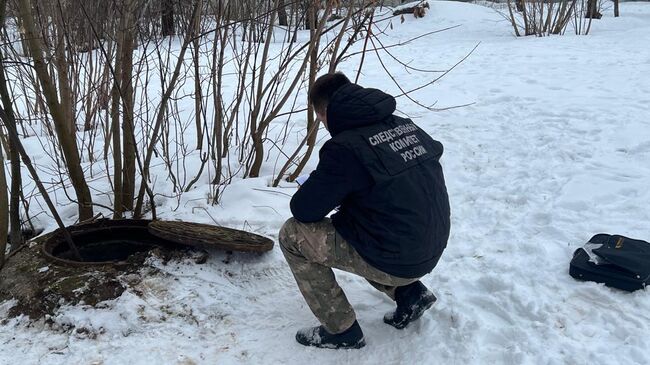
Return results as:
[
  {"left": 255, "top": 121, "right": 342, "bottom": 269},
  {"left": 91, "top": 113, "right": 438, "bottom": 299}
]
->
[{"left": 309, "top": 72, "right": 351, "bottom": 128}]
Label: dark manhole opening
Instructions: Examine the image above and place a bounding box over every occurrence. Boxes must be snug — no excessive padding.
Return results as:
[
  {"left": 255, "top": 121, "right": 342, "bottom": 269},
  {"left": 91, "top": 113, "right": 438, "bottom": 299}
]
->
[
  {"left": 42, "top": 219, "right": 178, "bottom": 266},
  {"left": 57, "top": 239, "right": 156, "bottom": 262},
  {"left": 41, "top": 218, "right": 274, "bottom": 266}
]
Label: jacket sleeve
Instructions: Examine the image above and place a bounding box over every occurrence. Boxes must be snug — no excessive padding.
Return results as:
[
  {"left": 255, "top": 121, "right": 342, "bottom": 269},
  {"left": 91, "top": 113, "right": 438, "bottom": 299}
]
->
[{"left": 290, "top": 142, "right": 368, "bottom": 223}]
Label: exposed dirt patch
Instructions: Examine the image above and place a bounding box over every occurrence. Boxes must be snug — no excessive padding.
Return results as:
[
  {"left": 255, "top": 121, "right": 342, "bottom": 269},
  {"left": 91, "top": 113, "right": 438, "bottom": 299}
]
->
[{"left": 0, "top": 223, "right": 207, "bottom": 321}]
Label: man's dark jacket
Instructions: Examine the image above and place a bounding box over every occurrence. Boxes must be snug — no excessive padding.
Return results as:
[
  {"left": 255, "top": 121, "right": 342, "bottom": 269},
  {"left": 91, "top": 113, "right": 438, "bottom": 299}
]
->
[{"left": 291, "top": 83, "right": 450, "bottom": 278}]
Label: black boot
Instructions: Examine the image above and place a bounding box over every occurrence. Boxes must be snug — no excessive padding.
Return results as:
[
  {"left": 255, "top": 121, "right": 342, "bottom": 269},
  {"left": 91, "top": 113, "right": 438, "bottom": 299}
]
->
[
  {"left": 384, "top": 281, "right": 436, "bottom": 329},
  {"left": 295, "top": 320, "right": 366, "bottom": 349}
]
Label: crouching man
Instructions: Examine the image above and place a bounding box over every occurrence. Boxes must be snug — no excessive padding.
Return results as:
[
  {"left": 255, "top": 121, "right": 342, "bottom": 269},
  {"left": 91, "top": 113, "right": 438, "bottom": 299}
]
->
[{"left": 279, "top": 73, "right": 451, "bottom": 349}]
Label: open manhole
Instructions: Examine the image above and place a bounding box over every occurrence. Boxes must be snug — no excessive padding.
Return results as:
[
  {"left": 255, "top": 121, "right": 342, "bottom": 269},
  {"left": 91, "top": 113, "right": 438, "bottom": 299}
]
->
[
  {"left": 0, "top": 219, "right": 274, "bottom": 319},
  {"left": 41, "top": 219, "right": 178, "bottom": 266},
  {"left": 41, "top": 219, "right": 274, "bottom": 266}
]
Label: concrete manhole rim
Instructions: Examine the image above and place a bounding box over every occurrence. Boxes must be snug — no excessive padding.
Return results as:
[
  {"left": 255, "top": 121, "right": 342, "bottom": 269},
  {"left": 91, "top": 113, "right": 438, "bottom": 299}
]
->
[
  {"left": 40, "top": 219, "right": 274, "bottom": 267},
  {"left": 40, "top": 219, "right": 167, "bottom": 267}
]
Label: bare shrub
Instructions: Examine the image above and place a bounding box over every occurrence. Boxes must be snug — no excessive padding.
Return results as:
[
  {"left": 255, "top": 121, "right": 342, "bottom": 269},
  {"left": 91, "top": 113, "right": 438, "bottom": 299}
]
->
[
  {"left": 0, "top": 0, "right": 460, "bottom": 225},
  {"left": 505, "top": 0, "right": 595, "bottom": 36}
]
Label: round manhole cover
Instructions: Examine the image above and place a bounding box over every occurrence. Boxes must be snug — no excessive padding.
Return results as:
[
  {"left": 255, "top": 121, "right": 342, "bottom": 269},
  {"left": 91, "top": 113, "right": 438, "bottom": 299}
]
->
[{"left": 148, "top": 221, "right": 274, "bottom": 253}]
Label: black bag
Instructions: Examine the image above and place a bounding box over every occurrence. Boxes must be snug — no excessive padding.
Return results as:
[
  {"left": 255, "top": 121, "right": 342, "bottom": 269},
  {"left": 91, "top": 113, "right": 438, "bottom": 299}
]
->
[{"left": 569, "top": 234, "right": 650, "bottom": 292}]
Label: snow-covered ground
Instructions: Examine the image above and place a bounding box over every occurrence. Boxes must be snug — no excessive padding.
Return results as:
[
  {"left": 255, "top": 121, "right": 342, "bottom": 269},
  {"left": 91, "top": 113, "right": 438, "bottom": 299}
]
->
[{"left": 2, "top": 1, "right": 650, "bottom": 364}]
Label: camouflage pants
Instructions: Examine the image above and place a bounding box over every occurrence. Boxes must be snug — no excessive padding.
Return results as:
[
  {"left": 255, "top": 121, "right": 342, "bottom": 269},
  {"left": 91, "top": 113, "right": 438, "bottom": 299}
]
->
[{"left": 279, "top": 217, "right": 418, "bottom": 334}]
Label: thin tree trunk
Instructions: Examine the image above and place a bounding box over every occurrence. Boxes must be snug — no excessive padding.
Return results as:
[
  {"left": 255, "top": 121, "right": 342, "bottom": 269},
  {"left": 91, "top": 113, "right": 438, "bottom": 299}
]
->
[
  {"left": 121, "top": 2, "right": 136, "bottom": 211},
  {"left": 134, "top": 1, "right": 200, "bottom": 217},
  {"left": 288, "top": 2, "right": 321, "bottom": 181},
  {"left": 278, "top": 0, "right": 288, "bottom": 26},
  {"left": 193, "top": 0, "right": 203, "bottom": 150},
  {"left": 211, "top": 6, "right": 227, "bottom": 185},
  {"left": 0, "top": 128, "right": 8, "bottom": 269},
  {"left": 516, "top": 0, "right": 525, "bottom": 13},
  {"left": 614, "top": 0, "right": 619, "bottom": 17},
  {"left": 305, "top": 1, "right": 317, "bottom": 30},
  {"left": 52, "top": 7, "right": 76, "bottom": 137},
  {"left": 111, "top": 12, "right": 126, "bottom": 218},
  {"left": 586, "top": 0, "right": 602, "bottom": 19},
  {"left": 247, "top": 0, "right": 279, "bottom": 177},
  {"left": 83, "top": 40, "right": 95, "bottom": 132},
  {"left": 57, "top": 43, "right": 76, "bottom": 136},
  {"left": 17, "top": 0, "right": 94, "bottom": 220},
  {"left": 0, "top": 0, "right": 23, "bottom": 251},
  {"left": 507, "top": 0, "right": 522, "bottom": 36},
  {"left": 306, "top": 3, "right": 319, "bottom": 148},
  {"left": 0, "top": 106, "right": 82, "bottom": 260},
  {"left": 162, "top": 0, "right": 175, "bottom": 36},
  {"left": 248, "top": 0, "right": 332, "bottom": 177}
]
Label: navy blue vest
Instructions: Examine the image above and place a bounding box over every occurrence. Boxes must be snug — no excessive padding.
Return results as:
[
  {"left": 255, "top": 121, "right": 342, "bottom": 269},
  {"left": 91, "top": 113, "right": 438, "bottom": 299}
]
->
[{"left": 331, "top": 115, "right": 451, "bottom": 278}]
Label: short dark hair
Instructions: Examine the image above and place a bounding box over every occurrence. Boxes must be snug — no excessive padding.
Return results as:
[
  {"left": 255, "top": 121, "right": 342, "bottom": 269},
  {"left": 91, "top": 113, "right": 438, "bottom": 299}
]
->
[{"left": 309, "top": 72, "right": 351, "bottom": 115}]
